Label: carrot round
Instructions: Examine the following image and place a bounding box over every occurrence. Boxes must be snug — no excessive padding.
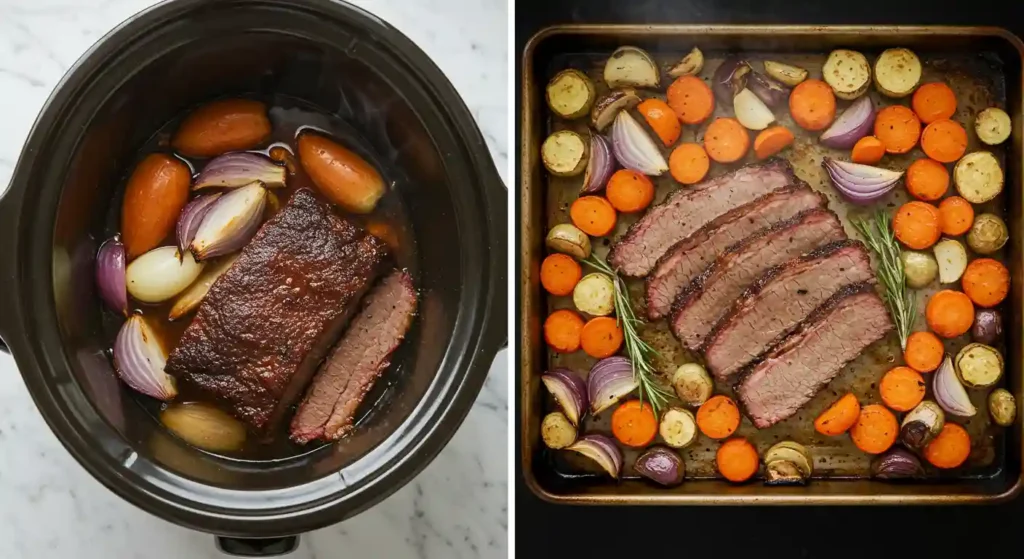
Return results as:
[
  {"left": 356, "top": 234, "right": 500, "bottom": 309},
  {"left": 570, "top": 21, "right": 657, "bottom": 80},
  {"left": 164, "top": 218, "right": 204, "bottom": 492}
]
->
[
  {"left": 926, "top": 289, "right": 975, "bottom": 338},
  {"left": 938, "top": 196, "right": 974, "bottom": 236},
  {"left": 851, "top": 136, "right": 886, "bottom": 164},
  {"left": 903, "top": 331, "right": 944, "bottom": 373},
  {"left": 611, "top": 400, "right": 658, "bottom": 447},
  {"left": 580, "top": 316, "right": 624, "bottom": 359},
  {"left": 893, "top": 201, "right": 941, "bottom": 250},
  {"left": 961, "top": 258, "right": 1009, "bottom": 308},
  {"left": 788, "top": 79, "right": 836, "bottom": 131},
  {"left": 921, "top": 119, "right": 968, "bottom": 163},
  {"left": 874, "top": 105, "right": 921, "bottom": 154},
  {"left": 880, "top": 366, "right": 926, "bottom": 412},
  {"left": 753, "top": 126, "right": 795, "bottom": 159},
  {"left": 912, "top": 82, "right": 957, "bottom": 124},
  {"left": 543, "top": 309, "right": 584, "bottom": 353},
  {"left": 703, "top": 117, "right": 750, "bottom": 163},
  {"left": 570, "top": 196, "right": 617, "bottom": 237},
  {"left": 667, "top": 75, "right": 715, "bottom": 125},
  {"left": 814, "top": 393, "right": 861, "bottom": 436},
  {"left": 637, "top": 98, "right": 682, "bottom": 147},
  {"left": 849, "top": 404, "right": 898, "bottom": 454},
  {"left": 924, "top": 423, "right": 971, "bottom": 469},
  {"left": 669, "top": 142, "right": 710, "bottom": 185},
  {"left": 696, "top": 395, "right": 741, "bottom": 439},
  {"left": 540, "top": 253, "right": 582, "bottom": 296},
  {"left": 716, "top": 438, "right": 759, "bottom": 483},
  {"left": 905, "top": 158, "right": 949, "bottom": 201},
  {"left": 605, "top": 170, "right": 655, "bottom": 213}
]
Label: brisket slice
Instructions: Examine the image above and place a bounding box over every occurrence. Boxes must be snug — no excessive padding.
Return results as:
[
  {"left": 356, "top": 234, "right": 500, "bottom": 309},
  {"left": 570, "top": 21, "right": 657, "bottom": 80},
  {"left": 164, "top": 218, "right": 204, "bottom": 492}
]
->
[
  {"left": 608, "top": 158, "right": 799, "bottom": 277},
  {"left": 165, "top": 188, "right": 388, "bottom": 432},
  {"left": 645, "top": 185, "right": 826, "bottom": 320},
  {"left": 703, "top": 240, "right": 874, "bottom": 381},
  {"left": 669, "top": 209, "right": 847, "bottom": 350},
  {"left": 290, "top": 269, "right": 418, "bottom": 443},
  {"left": 736, "top": 284, "right": 893, "bottom": 428}
]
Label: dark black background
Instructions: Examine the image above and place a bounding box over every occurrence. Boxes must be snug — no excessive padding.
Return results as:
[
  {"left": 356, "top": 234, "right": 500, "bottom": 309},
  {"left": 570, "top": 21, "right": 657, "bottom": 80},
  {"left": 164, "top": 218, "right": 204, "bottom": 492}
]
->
[{"left": 515, "top": 1, "right": 1024, "bottom": 556}]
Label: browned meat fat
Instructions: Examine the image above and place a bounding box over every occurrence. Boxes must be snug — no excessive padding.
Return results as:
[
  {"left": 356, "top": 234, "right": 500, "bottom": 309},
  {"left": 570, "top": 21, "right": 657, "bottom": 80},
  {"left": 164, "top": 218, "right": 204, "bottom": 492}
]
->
[
  {"left": 165, "top": 188, "right": 388, "bottom": 432},
  {"left": 290, "top": 269, "right": 417, "bottom": 443}
]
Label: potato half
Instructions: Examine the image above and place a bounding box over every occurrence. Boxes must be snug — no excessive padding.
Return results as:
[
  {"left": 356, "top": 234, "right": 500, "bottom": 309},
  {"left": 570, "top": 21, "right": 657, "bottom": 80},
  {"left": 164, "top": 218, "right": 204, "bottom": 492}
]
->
[
  {"left": 975, "top": 107, "right": 1012, "bottom": 146},
  {"left": 955, "top": 151, "right": 1003, "bottom": 204},
  {"left": 873, "top": 48, "right": 922, "bottom": 98},
  {"left": 932, "top": 238, "right": 967, "bottom": 284},
  {"left": 823, "top": 49, "right": 871, "bottom": 100},
  {"left": 541, "top": 130, "right": 589, "bottom": 177},
  {"left": 604, "top": 46, "right": 660, "bottom": 88},
  {"left": 955, "top": 343, "right": 1003, "bottom": 389},
  {"left": 546, "top": 69, "right": 596, "bottom": 120}
]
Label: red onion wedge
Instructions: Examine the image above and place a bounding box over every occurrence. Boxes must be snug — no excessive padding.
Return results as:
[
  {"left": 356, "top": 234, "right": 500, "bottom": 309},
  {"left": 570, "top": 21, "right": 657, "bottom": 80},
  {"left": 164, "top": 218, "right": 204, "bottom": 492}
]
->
[
  {"left": 611, "top": 111, "right": 668, "bottom": 176},
  {"left": 822, "top": 157, "right": 903, "bottom": 204},
  {"left": 176, "top": 193, "right": 221, "bottom": 255},
  {"left": 712, "top": 57, "right": 751, "bottom": 108},
  {"left": 934, "top": 354, "right": 977, "bottom": 417},
  {"left": 588, "top": 356, "right": 638, "bottom": 414},
  {"left": 193, "top": 152, "right": 287, "bottom": 190},
  {"left": 635, "top": 446, "right": 685, "bottom": 486},
  {"left": 189, "top": 181, "right": 267, "bottom": 261},
  {"left": 747, "top": 70, "right": 788, "bottom": 108},
  {"left": 820, "top": 96, "right": 876, "bottom": 149},
  {"left": 567, "top": 434, "right": 623, "bottom": 479},
  {"left": 113, "top": 315, "right": 177, "bottom": 401},
  {"left": 580, "top": 135, "right": 614, "bottom": 193},
  {"left": 96, "top": 237, "right": 128, "bottom": 315},
  {"left": 541, "top": 369, "right": 589, "bottom": 426}
]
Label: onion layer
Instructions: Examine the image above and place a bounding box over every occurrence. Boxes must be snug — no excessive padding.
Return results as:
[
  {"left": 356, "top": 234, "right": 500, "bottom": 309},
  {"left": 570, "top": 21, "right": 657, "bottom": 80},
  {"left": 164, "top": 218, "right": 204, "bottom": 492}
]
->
[
  {"left": 933, "top": 354, "right": 977, "bottom": 417},
  {"left": 193, "top": 152, "right": 287, "bottom": 190},
  {"left": 823, "top": 157, "right": 903, "bottom": 204},
  {"left": 176, "top": 193, "right": 221, "bottom": 254},
  {"left": 113, "top": 315, "right": 177, "bottom": 401},
  {"left": 96, "top": 237, "right": 128, "bottom": 315},
  {"left": 611, "top": 111, "right": 668, "bottom": 176},
  {"left": 581, "top": 134, "right": 615, "bottom": 193},
  {"left": 820, "top": 96, "right": 876, "bottom": 149},
  {"left": 190, "top": 181, "right": 267, "bottom": 261},
  {"left": 567, "top": 434, "right": 623, "bottom": 479},
  {"left": 541, "top": 369, "right": 589, "bottom": 426},
  {"left": 168, "top": 254, "right": 240, "bottom": 320},
  {"left": 161, "top": 402, "right": 247, "bottom": 452},
  {"left": 126, "top": 246, "right": 206, "bottom": 303},
  {"left": 588, "top": 356, "right": 638, "bottom": 414}
]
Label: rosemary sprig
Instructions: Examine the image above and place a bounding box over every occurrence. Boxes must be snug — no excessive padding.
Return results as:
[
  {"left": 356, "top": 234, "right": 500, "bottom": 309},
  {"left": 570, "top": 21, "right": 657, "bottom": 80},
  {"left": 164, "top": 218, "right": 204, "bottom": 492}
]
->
[
  {"left": 584, "top": 255, "right": 673, "bottom": 414},
  {"left": 853, "top": 210, "right": 916, "bottom": 350}
]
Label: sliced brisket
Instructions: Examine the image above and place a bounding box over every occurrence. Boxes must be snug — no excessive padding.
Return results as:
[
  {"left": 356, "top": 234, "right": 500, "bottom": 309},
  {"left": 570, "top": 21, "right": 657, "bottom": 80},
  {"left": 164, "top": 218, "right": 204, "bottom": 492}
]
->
[
  {"left": 669, "top": 209, "right": 846, "bottom": 350},
  {"left": 703, "top": 240, "right": 874, "bottom": 381},
  {"left": 736, "top": 284, "right": 893, "bottom": 428},
  {"left": 165, "top": 188, "right": 388, "bottom": 432},
  {"left": 608, "top": 158, "right": 799, "bottom": 277},
  {"left": 645, "top": 185, "right": 827, "bottom": 320},
  {"left": 290, "top": 269, "right": 418, "bottom": 443}
]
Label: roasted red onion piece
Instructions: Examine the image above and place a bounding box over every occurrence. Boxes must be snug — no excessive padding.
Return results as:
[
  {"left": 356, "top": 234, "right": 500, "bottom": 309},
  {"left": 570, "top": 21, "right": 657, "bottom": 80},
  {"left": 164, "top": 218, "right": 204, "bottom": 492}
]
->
[
  {"left": 567, "top": 434, "right": 623, "bottom": 478},
  {"left": 871, "top": 447, "right": 925, "bottom": 479},
  {"left": 822, "top": 157, "right": 903, "bottom": 204},
  {"left": 541, "top": 368, "right": 589, "bottom": 426},
  {"left": 712, "top": 57, "right": 751, "bottom": 108},
  {"left": 189, "top": 181, "right": 268, "bottom": 261},
  {"left": 580, "top": 134, "right": 615, "bottom": 193},
  {"left": 819, "top": 96, "right": 876, "bottom": 149},
  {"left": 176, "top": 193, "right": 221, "bottom": 254},
  {"left": 113, "top": 315, "right": 177, "bottom": 401},
  {"left": 96, "top": 237, "right": 128, "bottom": 315},
  {"left": 933, "top": 354, "right": 977, "bottom": 417},
  {"left": 634, "top": 446, "right": 685, "bottom": 486},
  {"left": 746, "top": 70, "right": 789, "bottom": 108},
  {"left": 193, "top": 152, "right": 287, "bottom": 190},
  {"left": 611, "top": 111, "right": 668, "bottom": 176},
  {"left": 588, "top": 356, "right": 638, "bottom": 414}
]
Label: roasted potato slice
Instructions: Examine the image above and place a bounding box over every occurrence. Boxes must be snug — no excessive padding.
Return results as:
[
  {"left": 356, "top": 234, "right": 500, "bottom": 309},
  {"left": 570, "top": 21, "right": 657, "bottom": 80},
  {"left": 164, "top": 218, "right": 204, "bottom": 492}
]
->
[
  {"left": 873, "top": 48, "right": 921, "bottom": 98},
  {"left": 541, "top": 130, "right": 589, "bottom": 177},
  {"left": 823, "top": 49, "right": 871, "bottom": 100},
  {"left": 975, "top": 107, "right": 1012, "bottom": 146},
  {"left": 546, "top": 69, "right": 596, "bottom": 120},
  {"left": 954, "top": 151, "right": 1003, "bottom": 204}
]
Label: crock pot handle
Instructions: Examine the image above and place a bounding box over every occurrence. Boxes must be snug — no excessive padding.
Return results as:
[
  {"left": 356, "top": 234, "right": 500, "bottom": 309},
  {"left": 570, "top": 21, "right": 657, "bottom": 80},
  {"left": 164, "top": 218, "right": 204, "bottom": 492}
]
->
[{"left": 215, "top": 536, "right": 300, "bottom": 557}]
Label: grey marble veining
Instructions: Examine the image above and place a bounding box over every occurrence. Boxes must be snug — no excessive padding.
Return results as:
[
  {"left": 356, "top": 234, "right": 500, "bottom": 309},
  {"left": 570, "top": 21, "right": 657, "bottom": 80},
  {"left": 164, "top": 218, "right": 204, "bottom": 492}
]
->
[{"left": 0, "top": 0, "right": 508, "bottom": 557}]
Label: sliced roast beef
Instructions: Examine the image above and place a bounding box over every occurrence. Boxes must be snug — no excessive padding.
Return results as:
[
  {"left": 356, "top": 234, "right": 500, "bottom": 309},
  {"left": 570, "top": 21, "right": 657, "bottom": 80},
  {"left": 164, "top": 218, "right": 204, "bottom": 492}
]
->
[
  {"left": 165, "top": 189, "right": 389, "bottom": 432},
  {"left": 608, "top": 158, "right": 799, "bottom": 277},
  {"left": 645, "top": 185, "right": 827, "bottom": 320},
  {"left": 736, "top": 284, "right": 893, "bottom": 428},
  {"left": 291, "top": 269, "right": 418, "bottom": 443},
  {"left": 669, "top": 209, "right": 847, "bottom": 350},
  {"left": 703, "top": 240, "right": 874, "bottom": 381}
]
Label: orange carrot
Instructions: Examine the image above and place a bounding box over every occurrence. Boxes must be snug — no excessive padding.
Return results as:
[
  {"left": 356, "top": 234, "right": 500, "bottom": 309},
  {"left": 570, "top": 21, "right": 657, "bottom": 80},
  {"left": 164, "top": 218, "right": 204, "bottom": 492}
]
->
[
  {"left": 880, "top": 366, "right": 926, "bottom": 412},
  {"left": 716, "top": 438, "right": 759, "bottom": 482},
  {"left": 667, "top": 75, "right": 715, "bottom": 125},
  {"left": 637, "top": 98, "right": 682, "bottom": 147},
  {"left": 696, "top": 395, "right": 741, "bottom": 439},
  {"left": 938, "top": 196, "right": 974, "bottom": 236},
  {"left": 851, "top": 136, "right": 886, "bottom": 164},
  {"left": 580, "top": 317, "right": 624, "bottom": 359},
  {"left": 921, "top": 119, "right": 968, "bottom": 163},
  {"left": 849, "top": 404, "right": 898, "bottom": 455},
  {"left": 570, "top": 196, "right": 617, "bottom": 237},
  {"left": 962, "top": 258, "right": 1010, "bottom": 308},
  {"left": 926, "top": 289, "right": 975, "bottom": 338},
  {"left": 905, "top": 158, "right": 950, "bottom": 202},
  {"left": 753, "top": 126, "right": 795, "bottom": 159},
  {"left": 703, "top": 117, "right": 750, "bottom": 163},
  {"left": 366, "top": 220, "right": 400, "bottom": 250},
  {"left": 903, "top": 331, "right": 944, "bottom": 373},
  {"left": 605, "top": 170, "right": 655, "bottom": 213},
  {"left": 540, "top": 253, "right": 582, "bottom": 296},
  {"left": 893, "top": 201, "right": 941, "bottom": 249},
  {"left": 669, "top": 142, "right": 710, "bottom": 185},
  {"left": 611, "top": 400, "right": 658, "bottom": 447},
  {"left": 912, "top": 82, "right": 957, "bottom": 124},
  {"left": 874, "top": 105, "right": 921, "bottom": 154},
  {"left": 789, "top": 79, "right": 836, "bottom": 131},
  {"left": 543, "top": 309, "right": 584, "bottom": 353},
  {"left": 814, "top": 393, "right": 861, "bottom": 436},
  {"left": 923, "top": 423, "right": 971, "bottom": 469}
]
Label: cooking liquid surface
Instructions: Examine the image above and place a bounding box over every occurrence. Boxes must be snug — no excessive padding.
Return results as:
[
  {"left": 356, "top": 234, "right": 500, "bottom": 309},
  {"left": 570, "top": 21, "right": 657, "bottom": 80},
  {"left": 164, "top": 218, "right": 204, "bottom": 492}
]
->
[{"left": 101, "top": 95, "right": 418, "bottom": 461}]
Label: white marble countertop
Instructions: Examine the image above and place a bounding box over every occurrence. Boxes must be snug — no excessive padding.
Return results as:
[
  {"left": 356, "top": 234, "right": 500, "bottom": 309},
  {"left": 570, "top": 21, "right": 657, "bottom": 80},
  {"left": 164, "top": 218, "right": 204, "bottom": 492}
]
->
[{"left": 0, "top": 0, "right": 508, "bottom": 557}]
